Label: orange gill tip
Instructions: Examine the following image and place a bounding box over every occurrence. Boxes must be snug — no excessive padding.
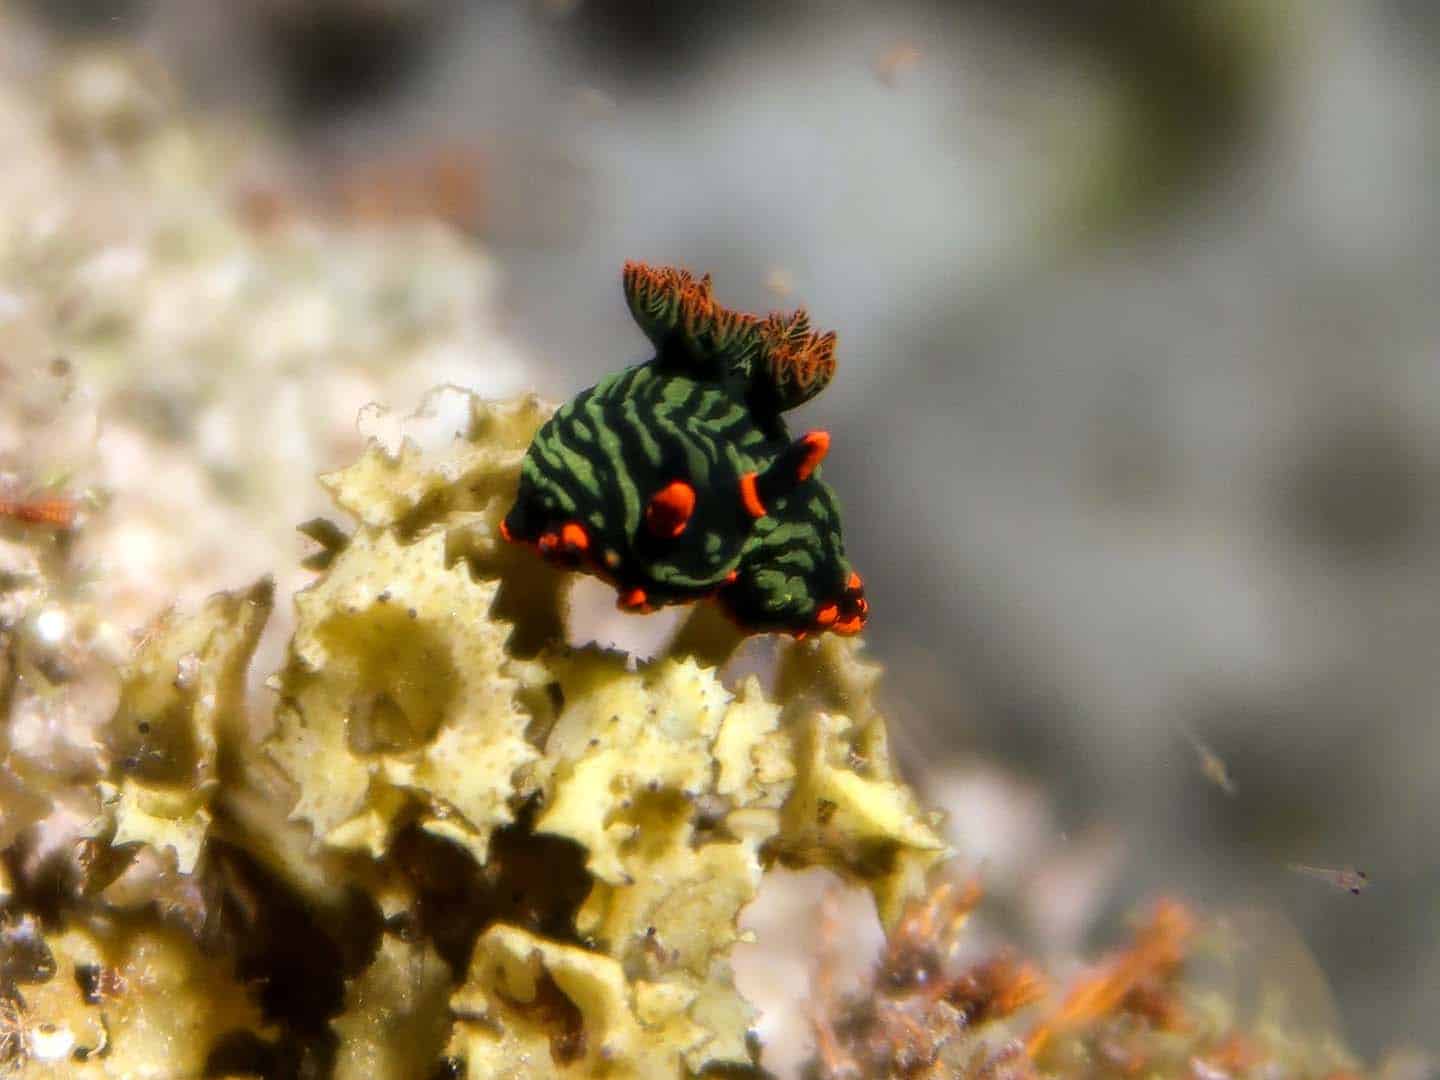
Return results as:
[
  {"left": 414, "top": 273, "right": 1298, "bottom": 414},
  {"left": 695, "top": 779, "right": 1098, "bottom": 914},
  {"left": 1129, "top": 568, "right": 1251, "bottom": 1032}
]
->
[
  {"left": 644, "top": 480, "right": 696, "bottom": 539},
  {"left": 560, "top": 522, "right": 589, "bottom": 552},
  {"left": 738, "top": 472, "right": 766, "bottom": 519},
  {"left": 815, "top": 603, "right": 839, "bottom": 627},
  {"left": 795, "top": 430, "right": 831, "bottom": 482}
]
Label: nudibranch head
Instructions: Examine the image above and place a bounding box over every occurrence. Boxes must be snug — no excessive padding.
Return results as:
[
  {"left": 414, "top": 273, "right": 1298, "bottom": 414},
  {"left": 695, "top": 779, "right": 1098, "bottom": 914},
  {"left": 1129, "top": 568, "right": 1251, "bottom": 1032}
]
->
[{"left": 503, "top": 261, "right": 866, "bottom": 637}]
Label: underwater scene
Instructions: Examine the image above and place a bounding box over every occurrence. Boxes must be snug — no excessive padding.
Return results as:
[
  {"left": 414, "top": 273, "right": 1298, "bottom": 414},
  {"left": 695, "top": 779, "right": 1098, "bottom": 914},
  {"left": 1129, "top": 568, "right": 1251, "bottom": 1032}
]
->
[{"left": 0, "top": 2, "right": 1435, "bottom": 1077}]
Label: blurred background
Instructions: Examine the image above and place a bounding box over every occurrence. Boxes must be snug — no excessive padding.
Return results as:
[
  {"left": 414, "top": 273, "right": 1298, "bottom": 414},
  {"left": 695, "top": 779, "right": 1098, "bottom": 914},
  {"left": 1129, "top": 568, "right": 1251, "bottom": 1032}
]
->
[{"left": 5, "top": 0, "right": 1439, "bottom": 1069}]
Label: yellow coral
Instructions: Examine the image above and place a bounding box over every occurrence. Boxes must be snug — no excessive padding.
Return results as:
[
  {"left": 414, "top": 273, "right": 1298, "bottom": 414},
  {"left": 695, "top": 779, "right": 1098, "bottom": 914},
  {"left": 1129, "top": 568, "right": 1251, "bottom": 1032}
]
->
[
  {"left": 267, "top": 527, "right": 536, "bottom": 863},
  {"left": 535, "top": 652, "right": 748, "bottom": 879},
  {"left": 321, "top": 393, "right": 552, "bottom": 537},
  {"left": 521, "top": 651, "right": 797, "bottom": 1071},
  {"left": 448, "top": 924, "right": 708, "bottom": 1079},
  {"left": 16, "top": 921, "right": 267, "bottom": 1078},
  {"left": 262, "top": 391, "right": 953, "bottom": 1075},
  {"left": 332, "top": 933, "right": 453, "bottom": 1080},
  {"left": 779, "top": 707, "right": 948, "bottom": 927},
  {"left": 101, "top": 578, "right": 272, "bottom": 873}
]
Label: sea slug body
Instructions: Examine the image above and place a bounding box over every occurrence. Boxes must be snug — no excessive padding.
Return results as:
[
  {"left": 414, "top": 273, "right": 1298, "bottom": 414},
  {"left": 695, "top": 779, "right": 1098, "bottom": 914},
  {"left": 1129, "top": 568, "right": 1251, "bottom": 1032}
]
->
[{"left": 502, "top": 262, "right": 868, "bottom": 637}]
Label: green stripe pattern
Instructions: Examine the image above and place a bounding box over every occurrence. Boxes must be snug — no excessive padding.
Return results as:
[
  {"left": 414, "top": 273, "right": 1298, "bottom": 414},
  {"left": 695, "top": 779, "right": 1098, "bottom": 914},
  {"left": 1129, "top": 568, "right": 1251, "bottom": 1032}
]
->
[{"left": 505, "top": 277, "right": 861, "bottom": 634}]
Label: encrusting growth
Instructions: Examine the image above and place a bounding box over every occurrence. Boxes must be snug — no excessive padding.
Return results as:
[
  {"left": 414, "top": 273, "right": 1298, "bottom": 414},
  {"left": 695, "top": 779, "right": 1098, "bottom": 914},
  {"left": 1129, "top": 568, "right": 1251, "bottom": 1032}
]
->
[{"left": 503, "top": 262, "right": 867, "bottom": 638}]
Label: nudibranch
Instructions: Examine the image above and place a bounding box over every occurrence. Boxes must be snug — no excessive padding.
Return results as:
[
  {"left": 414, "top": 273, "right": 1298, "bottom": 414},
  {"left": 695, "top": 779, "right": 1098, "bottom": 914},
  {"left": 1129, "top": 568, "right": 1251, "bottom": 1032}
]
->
[{"left": 501, "top": 262, "right": 867, "bottom": 637}]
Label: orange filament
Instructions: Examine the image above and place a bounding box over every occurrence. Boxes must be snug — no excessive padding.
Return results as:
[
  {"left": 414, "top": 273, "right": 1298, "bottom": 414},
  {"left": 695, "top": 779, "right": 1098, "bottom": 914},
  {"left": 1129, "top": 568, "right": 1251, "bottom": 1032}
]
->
[
  {"left": 795, "top": 430, "right": 831, "bottom": 481},
  {"left": 1026, "top": 899, "right": 1194, "bottom": 1059},
  {"left": 645, "top": 480, "right": 696, "bottom": 539},
  {"left": 739, "top": 473, "right": 766, "bottom": 518}
]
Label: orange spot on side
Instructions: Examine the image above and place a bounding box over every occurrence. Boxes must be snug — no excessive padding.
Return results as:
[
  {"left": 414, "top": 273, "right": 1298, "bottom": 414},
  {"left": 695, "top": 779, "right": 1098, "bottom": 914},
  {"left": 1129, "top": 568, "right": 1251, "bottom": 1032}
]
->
[
  {"left": 560, "top": 522, "right": 589, "bottom": 552},
  {"left": 796, "top": 430, "right": 831, "bottom": 481},
  {"left": 724, "top": 569, "right": 739, "bottom": 585},
  {"left": 538, "top": 532, "right": 559, "bottom": 555},
  {"left": 645, "top": 480, "right": 696, "bottom": 539},
  {"left": 815, "top": 603, "right": 839, "bottom": 627},
  {"left": 833, "top": 615, "right": 864, "bottom": 635},
  {"left": 618, "top": 587, "right": 649, "bottom": 611},
  {"left": 846, "top": 570, "right": 863, "bottom": 591},
  {"left": 739, "top": 473, "right": 766, "bottom": 519},
  {"left": 498, "top": 519, "right": 513, "bottom": 543}
]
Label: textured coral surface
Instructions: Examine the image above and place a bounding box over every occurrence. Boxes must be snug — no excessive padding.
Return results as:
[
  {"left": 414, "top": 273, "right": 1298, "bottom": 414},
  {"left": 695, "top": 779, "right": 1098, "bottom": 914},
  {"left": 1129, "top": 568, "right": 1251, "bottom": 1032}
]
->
[
  {"left": 0, "top": 384, "right": 1377, "bottom": 1078},
  {"left": 0, "top": 22, "right": 1384, "bottom": 1080}
]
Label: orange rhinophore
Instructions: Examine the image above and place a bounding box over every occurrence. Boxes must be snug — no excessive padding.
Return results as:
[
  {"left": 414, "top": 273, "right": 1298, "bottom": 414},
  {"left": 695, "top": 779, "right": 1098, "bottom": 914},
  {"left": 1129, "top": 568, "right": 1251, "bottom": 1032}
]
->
[
  {"left": 0, "top": 495, "right": 78, "bottom": 529},
  {"left": 644, "top": 480, "right": 696, "bottom": 539},
  {"left": 795, "top": 430, "right": 831, "bottom": 482},
  {"left": 738, "top": 472, "right": 766, "bottom": 519}
]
